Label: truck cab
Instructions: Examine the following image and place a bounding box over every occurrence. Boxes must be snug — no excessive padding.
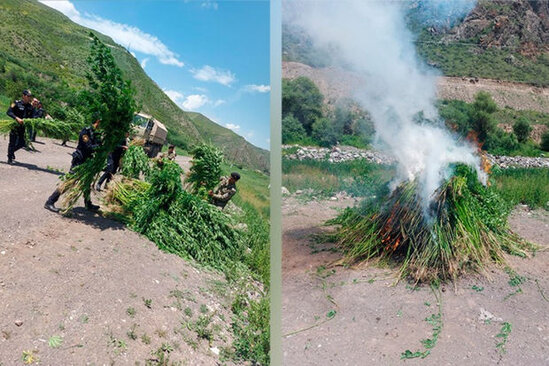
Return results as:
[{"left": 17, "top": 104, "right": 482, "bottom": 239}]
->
[{"left": 132, "top": 112, "right": 168, "bottom": 158}]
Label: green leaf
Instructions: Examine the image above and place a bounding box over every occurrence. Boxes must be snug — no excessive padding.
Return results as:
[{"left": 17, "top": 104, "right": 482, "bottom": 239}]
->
[
  {"left": 326, "top": 310, "right": 337, "bottom": 319},
  {"left": 48, "top": 335, "right": 63, "bottom": 348}
]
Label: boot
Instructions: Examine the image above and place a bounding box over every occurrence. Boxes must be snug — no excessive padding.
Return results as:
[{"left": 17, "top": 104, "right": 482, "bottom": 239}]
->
[
  {"left": 44, "top": 202, "right": 60, "bottom": 213},
  {"left": 45, "top": 189, "right": 61, "bottom": 212},
  {"left": 85, "top": 200, "right": 100, "bottom": 211}
]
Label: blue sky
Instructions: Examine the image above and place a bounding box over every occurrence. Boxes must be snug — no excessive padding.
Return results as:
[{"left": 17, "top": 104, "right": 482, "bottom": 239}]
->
[{"left": 39, "top": 0, "right": 271, "bottom": 150}]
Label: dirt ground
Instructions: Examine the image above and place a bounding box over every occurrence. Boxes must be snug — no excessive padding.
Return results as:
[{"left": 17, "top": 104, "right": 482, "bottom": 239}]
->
[
  {"left": 0, "top": 137, "right": 235, "bottom": 365},
  {"left": 282, "top": 61, "right": 549, "bottom": 113},
  {"left": 282, "top": 196, "right": 549, "bottom": 366}
]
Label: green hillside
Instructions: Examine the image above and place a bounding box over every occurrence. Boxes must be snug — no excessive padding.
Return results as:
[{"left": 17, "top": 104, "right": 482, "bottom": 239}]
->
[{"left": 0, "top": 0, "right": 269, "bottom": 172}]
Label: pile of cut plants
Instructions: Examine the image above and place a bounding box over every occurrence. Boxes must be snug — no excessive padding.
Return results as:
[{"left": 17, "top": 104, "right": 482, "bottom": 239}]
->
[{"left": 330, "top": 164, "right": 532, "bottom": 282}]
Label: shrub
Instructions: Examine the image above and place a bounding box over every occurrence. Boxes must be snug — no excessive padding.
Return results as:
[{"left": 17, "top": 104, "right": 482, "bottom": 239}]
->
[
  {"left": 513, "top": 117, "right": 532, "bottom": 143},
  {"left": 311, "top": 117, "right": 339, "bottom": 147},
  {"left": 282, "top": 113, "right": 306, "bottom": 144},
  {"left": 470, "top": 92, "right": 497, "bottom": 143},
  {"left": 282, "top": 77, "right": 323, "bottom": 134},
  {"left": 541, "top": 131, "right": 549, "bottom": 151}
]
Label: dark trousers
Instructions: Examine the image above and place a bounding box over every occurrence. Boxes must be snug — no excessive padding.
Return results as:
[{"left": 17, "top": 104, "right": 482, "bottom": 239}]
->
[
  {"left": 46, "top": 153, "right": 91, "bottom": 205},
  {"left": 7, "top": 125, "right": 26, "bottom": 159},
  {"left": 28, "top": 127, "right": 37, "bottom": 142},
  {"left": 98, "top": 158, "right": 119, "bottom": 187}
]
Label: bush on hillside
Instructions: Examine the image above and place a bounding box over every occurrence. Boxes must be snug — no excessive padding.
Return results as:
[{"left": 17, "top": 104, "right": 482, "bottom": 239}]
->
[
  {"left": 541, "top": 131, "right": 549, "bottom": 151},
  {"left": 282, "top": 113, "right": 306, "bottom": 144},
  {"left": 470, "top": 92, "right": 497, "bottom": 143},
  {"left": 513, "top": 117, "right": 532, "bottom": 143},
  {"left": 282, "top": 77, "right": 323, "bottom": 134}
]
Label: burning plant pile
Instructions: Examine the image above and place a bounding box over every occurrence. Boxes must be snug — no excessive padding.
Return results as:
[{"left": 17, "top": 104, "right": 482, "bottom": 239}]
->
[{"left": 332, "top": 164, "right": 530, "bottom": 282}]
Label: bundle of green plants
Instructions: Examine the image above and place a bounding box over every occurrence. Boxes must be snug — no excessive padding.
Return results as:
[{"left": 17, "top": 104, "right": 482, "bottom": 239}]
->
[
  {"left": 110, "top": 161, "right": 244, "bottom": 269},
  {"left": 187, "top": 143, "right": 223, "bottom": 194},
  {"left": 103, "top": 176, "right": 150, "bottom": 215},
  {"left": 120, "top": 144, "right": 151, "bottom": 179},
  {"left": 331, "top": 165, "right": 530, "bottom": 282},
  {"left": 0, "top": 117, "right": 81, "bottom": 140},
  {"left": 59, "top": 33, "right": 136, "bottom": 211}
]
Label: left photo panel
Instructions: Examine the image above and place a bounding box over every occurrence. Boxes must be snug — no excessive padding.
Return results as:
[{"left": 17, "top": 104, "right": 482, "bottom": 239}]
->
[{"left": 0, "top": 1, "right": 270, "bottom": 365}]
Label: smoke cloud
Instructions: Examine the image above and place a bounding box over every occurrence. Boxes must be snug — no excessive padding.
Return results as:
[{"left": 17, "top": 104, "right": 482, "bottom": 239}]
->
[{"left": 286, "top": 0, "right": 484, "bottom": 210}]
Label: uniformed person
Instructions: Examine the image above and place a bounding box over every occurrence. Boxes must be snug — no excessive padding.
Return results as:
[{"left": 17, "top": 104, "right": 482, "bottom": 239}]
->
[
  {"left": 95, "top": 133, "right": 128, "bottom": 191},
  {"left": 44, "top": 116, "right": 102, "bottom": 213},
  {"left": 159, "top": 144, "right": 177, "bottom": 161},
  {"left": 6, "top": 90, "right": 34, "bottom": 164},
  {"left": 208, "top": 172, "right": 240, "bottom": 209},
  {"left": 29, "top": 99, "right": 48, "bottom": 142}
]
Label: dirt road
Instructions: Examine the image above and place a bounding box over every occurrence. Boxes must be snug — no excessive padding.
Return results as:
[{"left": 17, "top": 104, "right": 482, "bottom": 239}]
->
[
  {"left": 0, "top": 137, "right": 233, "bottom": 365},
  {"left": 282, "top": 196, "right": 549, "bottom": 366}
]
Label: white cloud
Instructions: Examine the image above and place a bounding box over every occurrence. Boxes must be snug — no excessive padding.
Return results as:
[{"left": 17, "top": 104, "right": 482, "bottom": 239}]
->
[
  {"left": 141, "top": 58, "right": 150, "bottom": 69},
  {"left": 244, "top": 84, "right": 271, "bottom": 93},
  {"left": 39, "top": 0, "right": 184, "bottom": 67},
  {"left": 225, "top": 123, "right": 240, "bottom": 131},
  {"left": 214, "top": 99, "right": 226, "bottom": 107},
  {"left": 163, "top": 89, "right": 184, "bottom": 104},
  {"left": 201, "top": 0, "right": 219, "bottom": 10},
  {"left": 182, "top": 94, "right": 209, "bottom": 110},
  {"left": 40, "top": 0, "right": 79, "bottom": 18},
  {"left": 246, "top": 131, "right": 254, "bottom": 139},
  {"left": 192, "top": 65, "right": 236, "bottom": 86}
]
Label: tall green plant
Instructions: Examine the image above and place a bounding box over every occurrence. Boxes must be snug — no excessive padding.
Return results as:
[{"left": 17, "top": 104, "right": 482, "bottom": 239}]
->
[
  {"left": 187, "top": 143, "right": 223, "bottom": 193},
  {"left": 60, "top": 33, "right": 136, "bottom": 210}
]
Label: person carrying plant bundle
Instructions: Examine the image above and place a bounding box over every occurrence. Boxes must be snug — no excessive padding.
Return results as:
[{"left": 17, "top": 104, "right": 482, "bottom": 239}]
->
[
  {"left": 159, "top": 144, "right": 177, "bottom": 161},
  {"left": 44, "top": 115, "right": 102, "bottom": 213},
  {"left": 6, "top": 89, "right": 34, "bottom": 164},
  {"left": 95, "top": 133, "right": 129, "bottom": 191},
  {"left": 209, "top": 172, "right": 240, "bottom": 209},
  {"left": 28, "top": 99, "right": 50, "bottom": 143}
]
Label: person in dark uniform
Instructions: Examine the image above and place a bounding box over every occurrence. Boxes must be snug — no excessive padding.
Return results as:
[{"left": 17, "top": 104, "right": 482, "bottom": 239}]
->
[
  {"left": 95, "top": 133, "right": 128, "bottom": 191},
  {"left": 28, "top": 99, "right": 46, "bottom": 142},
  {"left": 6, "top": 90, "right": 34, "bottom": 164},
  {"left": 208, "top": 172, "right": 240, "bottom": 209},
  {"left": 44, "top": 116, "right": 102, "bottom": 213}
]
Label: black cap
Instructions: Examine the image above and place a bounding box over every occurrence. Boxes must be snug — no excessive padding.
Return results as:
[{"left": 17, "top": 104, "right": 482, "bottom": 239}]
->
[
  {"left": 169, "top": 144, "right": 175, "bottom": 149},
  {"left": 22, "top": 89, "right": 32, "bottom": 96},
  {"left": 230, "top": 172, "right": 241, "bottom": 181}
]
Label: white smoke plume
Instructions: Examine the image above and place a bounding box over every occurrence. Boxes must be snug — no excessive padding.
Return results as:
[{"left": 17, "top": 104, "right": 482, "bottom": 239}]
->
[{"left": 287, "top": 0, "right": 484, "bottom": 209}]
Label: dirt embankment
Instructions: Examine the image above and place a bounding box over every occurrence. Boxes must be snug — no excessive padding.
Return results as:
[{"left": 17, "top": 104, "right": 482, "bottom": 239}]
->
[
  {"left": 283, "top": 61, "right": 549, "bottom": 113},
  {"left": 282, "top": 195, "right": 549, "bottom": 366},
  {"left": 0, "top": 137, "right": 235, "bottom": 365}
]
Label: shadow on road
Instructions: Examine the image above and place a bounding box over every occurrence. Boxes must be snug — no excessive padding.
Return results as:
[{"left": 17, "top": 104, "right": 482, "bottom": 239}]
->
[
  {"left": 69, "top": 207, "right": 126, "bottom": 231},
  {"left": 0, "top": 161, "right": 63, "bottom": 176}
]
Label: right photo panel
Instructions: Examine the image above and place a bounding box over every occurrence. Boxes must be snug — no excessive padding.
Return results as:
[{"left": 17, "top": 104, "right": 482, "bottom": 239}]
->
[{"left": 281, "top": 1, "right": 549, "bottom": 365}]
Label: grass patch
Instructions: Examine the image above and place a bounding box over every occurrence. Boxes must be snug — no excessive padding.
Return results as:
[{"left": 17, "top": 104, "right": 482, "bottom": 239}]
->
[
  {"left": 416, "top": 31, "right": 549, "bottom": 86},
  {"left": 491, "top": 168, "right": 549, "bottom": 210},
  {"left": 282, "top": 158, "right": 394, "bottom": 198}
]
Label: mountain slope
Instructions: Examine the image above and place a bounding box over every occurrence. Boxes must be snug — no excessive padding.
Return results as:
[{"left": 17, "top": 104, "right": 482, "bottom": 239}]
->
[
  {"left": 0, "top": 0, "right": 268, "bottom": 172},
  {"left": 283, "top": 0, "right": 549, "bottom": 87}
]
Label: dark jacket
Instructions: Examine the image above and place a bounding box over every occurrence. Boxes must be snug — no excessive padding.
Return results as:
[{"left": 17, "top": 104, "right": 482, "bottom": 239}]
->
[
  {"left": 76, "top": 126, "right": 100, "bottom": 161},
  {"left": 33, "top": 107, "right": 46, "bottom": 119},
  {"left": 7, "top": 100, "right": 33, "bottom": 120}
]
